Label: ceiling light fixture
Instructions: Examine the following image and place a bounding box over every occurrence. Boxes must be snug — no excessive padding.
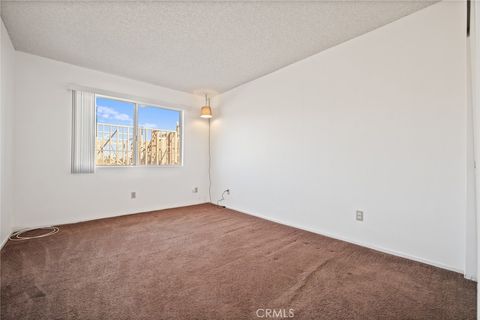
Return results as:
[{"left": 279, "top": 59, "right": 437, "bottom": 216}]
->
[{"left": 200, "top": 94, "right": 212, "bottom": 118}]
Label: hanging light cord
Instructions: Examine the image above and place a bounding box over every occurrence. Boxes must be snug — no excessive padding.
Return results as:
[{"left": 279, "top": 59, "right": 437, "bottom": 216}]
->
[
  {"left": 203, "top": 93, "right": 212, "bottom": 203},
  {"left": 208, "top": 118, "right": 212, "bottom": 203}
]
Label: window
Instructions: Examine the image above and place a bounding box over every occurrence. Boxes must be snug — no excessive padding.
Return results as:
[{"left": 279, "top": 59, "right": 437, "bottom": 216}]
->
[{"left": 95, "top": 95, "right": 182, "bottom": 166}]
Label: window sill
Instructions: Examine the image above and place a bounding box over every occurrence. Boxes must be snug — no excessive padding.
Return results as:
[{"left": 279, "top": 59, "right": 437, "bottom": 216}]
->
[{"left": 96, "top": 164, "right": 184, "bottom": 169}]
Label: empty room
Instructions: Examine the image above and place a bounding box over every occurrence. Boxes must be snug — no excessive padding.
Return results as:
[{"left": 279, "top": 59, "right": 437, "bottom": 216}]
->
[{"left": 0, "top": 0, "right": 479, "bottom": 319}]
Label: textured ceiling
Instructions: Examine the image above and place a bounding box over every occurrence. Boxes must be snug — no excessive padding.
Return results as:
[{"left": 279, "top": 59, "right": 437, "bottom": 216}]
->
[{"left": 1, "top": 1, "right": 436, "bottom": 94}]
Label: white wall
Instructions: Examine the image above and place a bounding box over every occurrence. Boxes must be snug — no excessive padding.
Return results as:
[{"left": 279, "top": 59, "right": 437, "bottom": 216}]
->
[
  {"left": 1, "top": 19, "right": 15, "bottom": 246},
  {"left": 211, "top": 1, "right": 467, "bottom": 272},
  {"left": 13, "top": 52, "right": 209, "bottom": 228}
]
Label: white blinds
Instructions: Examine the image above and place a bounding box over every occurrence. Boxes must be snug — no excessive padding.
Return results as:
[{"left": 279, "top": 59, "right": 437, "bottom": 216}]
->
[{"left": 71, "top": 90, "right": 96, "bottom": 174}]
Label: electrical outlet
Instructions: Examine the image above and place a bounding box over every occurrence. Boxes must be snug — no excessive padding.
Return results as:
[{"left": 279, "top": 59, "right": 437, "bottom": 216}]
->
[
  {"left": 131, "top": 192, "right": 136, "bottom": 199},
  {"left": 356, "top": 210, "right": 364, "bottom": 222},
  {"left": 192, "top": 187, "right": 198, "bottom": 193}
]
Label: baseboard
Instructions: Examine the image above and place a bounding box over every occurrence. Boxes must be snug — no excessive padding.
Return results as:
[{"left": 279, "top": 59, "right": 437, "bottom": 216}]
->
[
  {"left": 464, "top": 274, "right": 477, "bottom": 281},
  {"left": 12, "top": 201, "right": 209, "bottom": 232},
  {"left": 224, "top": 204, "right": 465, "bottom": 276}
]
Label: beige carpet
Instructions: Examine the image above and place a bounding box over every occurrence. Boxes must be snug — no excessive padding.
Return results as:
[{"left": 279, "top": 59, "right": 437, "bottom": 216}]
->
[{"left": 1, "top": 204, "right": 476, "bottom": 319}]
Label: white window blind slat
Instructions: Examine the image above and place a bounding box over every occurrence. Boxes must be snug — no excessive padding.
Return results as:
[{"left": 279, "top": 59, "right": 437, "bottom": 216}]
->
[{"left": 71, "top": 90, "right": 95, "bottom": 174}]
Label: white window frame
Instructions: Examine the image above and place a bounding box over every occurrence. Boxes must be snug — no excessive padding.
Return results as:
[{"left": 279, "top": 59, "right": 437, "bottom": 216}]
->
[{"left": 95, "top": 93, "right": 184, "bottom": 168}]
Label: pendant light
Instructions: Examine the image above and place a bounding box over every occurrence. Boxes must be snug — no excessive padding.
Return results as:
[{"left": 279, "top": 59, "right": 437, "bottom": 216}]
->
[{"left": 200, "top": 94, "right": 213, "bottom": 118}]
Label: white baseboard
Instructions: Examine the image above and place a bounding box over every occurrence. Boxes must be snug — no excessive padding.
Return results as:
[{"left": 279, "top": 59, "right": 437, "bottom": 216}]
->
[
  {"left": 12, "top": 201, "right": 208, "bottom": 232},
  {"left": 464, "top": 274, "right": 477, "bottom": 281},
  {"left": 223, "top": 204, "right": 466, "bottom": 276}
]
